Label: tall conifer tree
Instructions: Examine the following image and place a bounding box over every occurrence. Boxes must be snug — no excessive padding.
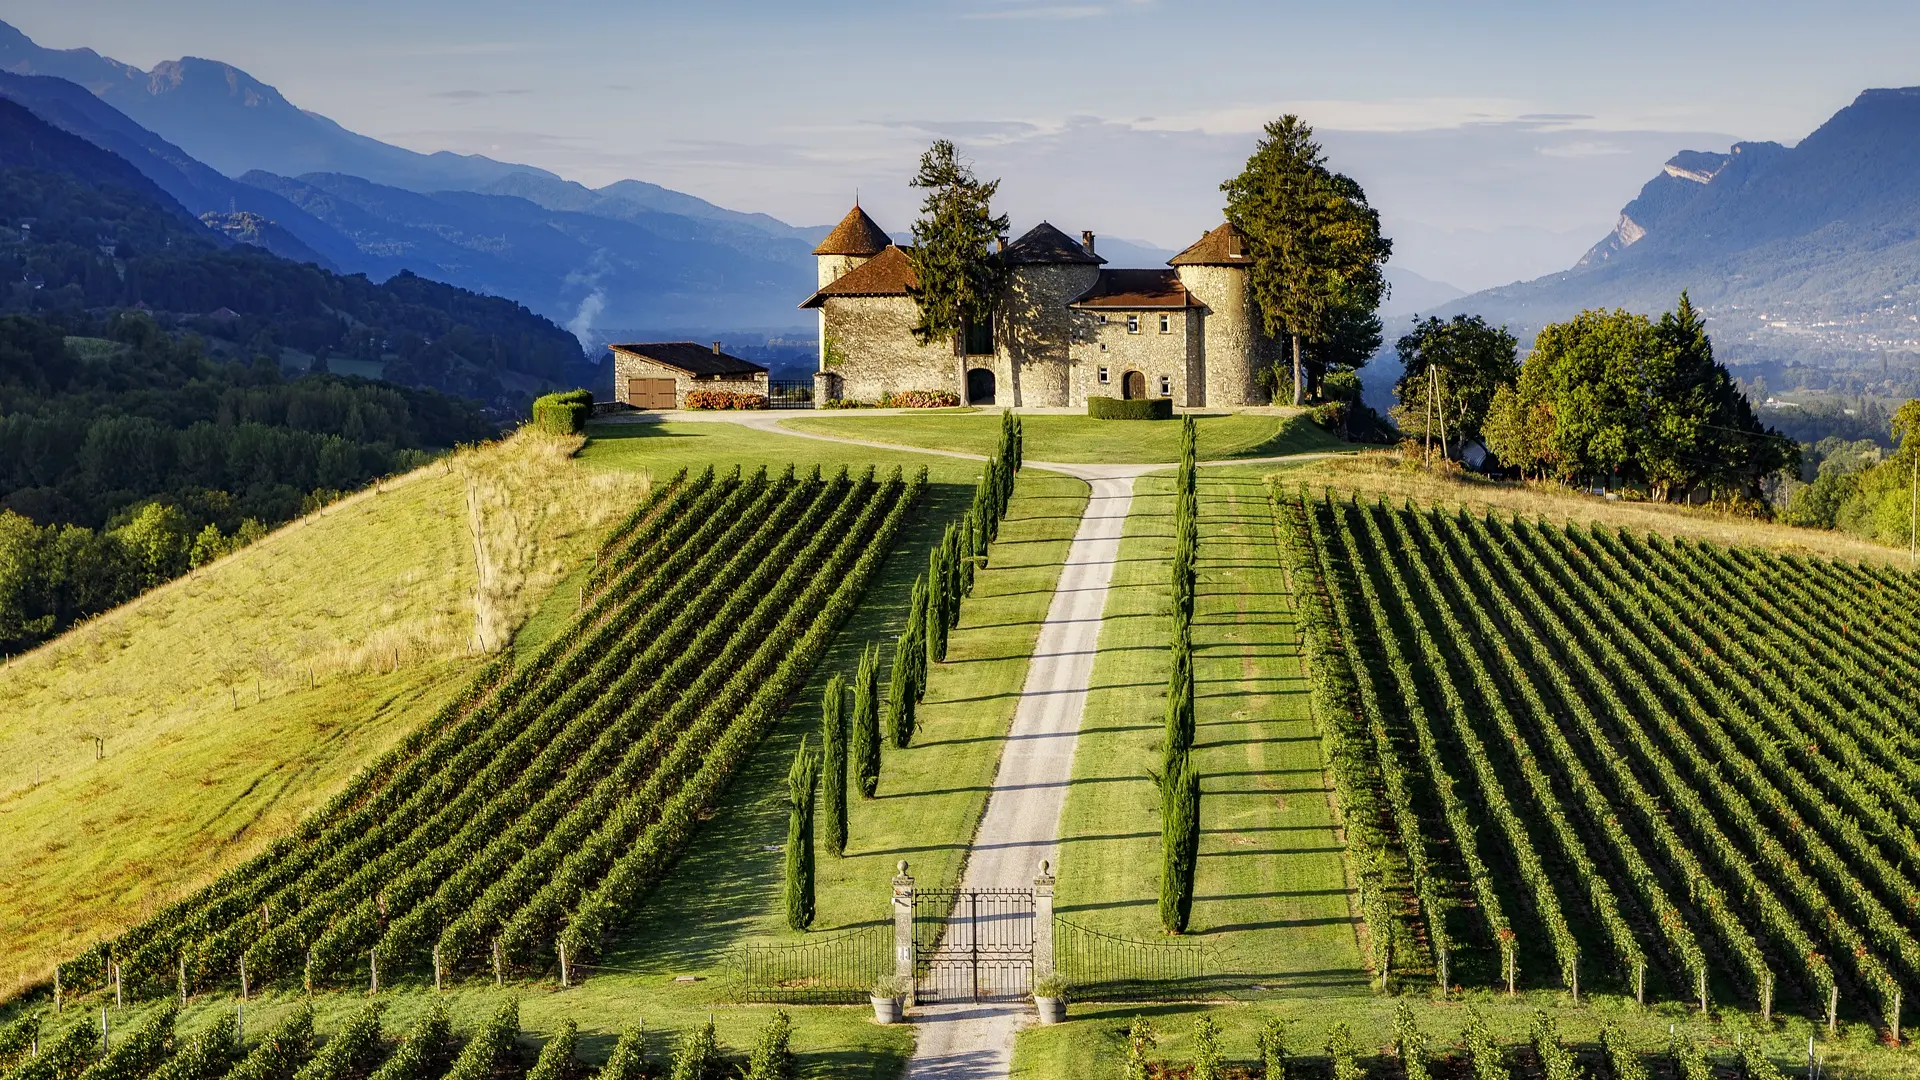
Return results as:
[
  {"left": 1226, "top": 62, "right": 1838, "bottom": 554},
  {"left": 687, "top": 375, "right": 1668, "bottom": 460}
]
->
[
  {"left": 783, "top": 737, "right": 820, "bottom": 931},
  {"left": 904, "top": 140, "right": 1010, "bottom": 348},
  {"left": 885, "top": 638, "right": 916, "bottom": 749},
  {"left": 819, "top": 675, "right": 848, "bottom": 857},
  {"left": 852, "top": 643, "right": 882, "bottom": 798}
]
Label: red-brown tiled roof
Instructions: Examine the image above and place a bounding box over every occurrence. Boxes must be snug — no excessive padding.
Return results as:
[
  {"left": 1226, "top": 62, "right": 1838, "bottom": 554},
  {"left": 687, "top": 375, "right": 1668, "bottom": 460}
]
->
[
  {"left": 1168, "top": 222, "right": 1253, "bottom": 266},
  {"left": 1068, "top": 269, "right": 1204, "bottom": 309},
  {"left": 812, "top": 204, "right": 893, "bottom": 256},
  {"left": 799, "top": 245, "right": 917, "bottom": 307}
]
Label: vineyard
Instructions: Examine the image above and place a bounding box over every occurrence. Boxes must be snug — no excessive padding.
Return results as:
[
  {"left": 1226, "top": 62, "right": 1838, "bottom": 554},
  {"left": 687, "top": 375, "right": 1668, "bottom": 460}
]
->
[
  {"left": 1278, "top": 488, "right": 1920, "bottom": 1033},
  {"left": 42, "top": 462, "right": 924, "bottom": 1002},
  {"left": 0, "top": 998, "right": 800, "bottom": 1080}
]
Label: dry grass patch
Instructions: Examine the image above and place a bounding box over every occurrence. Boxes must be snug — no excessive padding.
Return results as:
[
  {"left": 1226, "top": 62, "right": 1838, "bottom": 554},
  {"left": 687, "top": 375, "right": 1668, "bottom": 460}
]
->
[{"left": 1272, "top": 451, "right": 1912, "bottom": 565}]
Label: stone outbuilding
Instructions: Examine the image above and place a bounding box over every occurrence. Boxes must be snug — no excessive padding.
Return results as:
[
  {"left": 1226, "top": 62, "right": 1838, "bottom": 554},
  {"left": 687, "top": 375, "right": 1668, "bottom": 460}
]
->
[
  {"left": 801, "top": 204, "right": 1274, "bottom": 409},
  {"left": 609, "top": 341, "right": 768, "bottom": 409}
]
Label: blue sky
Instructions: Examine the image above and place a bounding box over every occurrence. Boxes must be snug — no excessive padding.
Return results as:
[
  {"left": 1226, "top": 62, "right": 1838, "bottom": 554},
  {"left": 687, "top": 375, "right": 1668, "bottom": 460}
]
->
[{"left": 13, "top": 0, "right": 1920, "bottom": 289}]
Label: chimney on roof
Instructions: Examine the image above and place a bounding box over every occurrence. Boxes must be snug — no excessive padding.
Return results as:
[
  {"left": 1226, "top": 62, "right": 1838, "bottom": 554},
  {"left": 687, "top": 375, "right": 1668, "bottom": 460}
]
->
[
  {"left": 1081, "top": 230, "right": 1096, "bottom": 256},
  {"left": 711, "top": 341, "right": 722, "bottom": 354}
]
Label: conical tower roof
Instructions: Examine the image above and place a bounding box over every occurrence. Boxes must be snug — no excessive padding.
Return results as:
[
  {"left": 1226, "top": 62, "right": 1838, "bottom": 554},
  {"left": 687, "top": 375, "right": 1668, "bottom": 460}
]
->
[
  {"left": 813, "top": 203, "right": 893, "bottom": 256},
  {"left": 1169, "top": 222, "right": 1254, "bottom": 266}
]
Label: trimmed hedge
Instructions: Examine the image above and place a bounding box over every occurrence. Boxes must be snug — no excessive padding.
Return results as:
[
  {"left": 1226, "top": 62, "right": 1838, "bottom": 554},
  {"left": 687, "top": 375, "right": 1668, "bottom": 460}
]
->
[
  {"left": 1088, "top": 397, "right": 1172, "bottom": 420},
  {"left": 531, "top": 390, "right": 593, "bottom": 434},
  {"left": 879, "top": 390, "right": 959, "bottom": 409}
]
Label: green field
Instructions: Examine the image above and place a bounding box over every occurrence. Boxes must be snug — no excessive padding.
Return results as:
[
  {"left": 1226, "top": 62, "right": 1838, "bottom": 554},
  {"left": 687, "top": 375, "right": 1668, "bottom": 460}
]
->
[
  {"left": 779, "top": 410, "right": 1346, "bottom": 463},
  {"left": 1047, "top": 468, "right": 1364, "bottom": 983}
]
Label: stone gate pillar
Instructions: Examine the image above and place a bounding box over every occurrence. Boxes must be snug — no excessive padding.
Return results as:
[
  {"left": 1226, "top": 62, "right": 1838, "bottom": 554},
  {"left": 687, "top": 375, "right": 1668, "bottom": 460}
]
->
[
  {"left": 1033, "top": 859, "right": 1056, "bottom": 983},
  {"left": 892, "top": 860, "right": 915, "bottom": 1006},
  {"left": 812, "top": 370, "right": 840, "bottom": 407}
]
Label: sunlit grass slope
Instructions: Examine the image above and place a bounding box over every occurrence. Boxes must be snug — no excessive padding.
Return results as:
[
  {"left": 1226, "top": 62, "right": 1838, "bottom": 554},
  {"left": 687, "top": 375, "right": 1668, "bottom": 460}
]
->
[
  {"left": 778, "top": 409, "right": 1347, "bottom": 463},
  {"left": 0, "top": 431, "right": 646, "bottom": 996}
]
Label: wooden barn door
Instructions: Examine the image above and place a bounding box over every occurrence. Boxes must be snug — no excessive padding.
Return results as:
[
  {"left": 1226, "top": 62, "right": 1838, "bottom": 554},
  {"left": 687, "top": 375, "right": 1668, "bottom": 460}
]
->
[{"left": 628, "top": 378, "right": 677, "bottom": 409}]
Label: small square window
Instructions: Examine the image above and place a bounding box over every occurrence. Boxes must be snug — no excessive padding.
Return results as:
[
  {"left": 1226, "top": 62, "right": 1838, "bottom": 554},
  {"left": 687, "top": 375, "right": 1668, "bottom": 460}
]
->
[
  {"left": 1126, "top": 314, "right": 1140, "bottom": 334},
  {"left": 1159, "top": 314, "right": 1171, "bottom": 333},
  {"left": 1097, "top": 314, "right": 1108, "bottom": 324},
  {"left": 1097, "top": 366, "right": 1110, "bottom": 384},
  {"left": 1158, "top": 375, "right": 1172, "bottom": 397}
]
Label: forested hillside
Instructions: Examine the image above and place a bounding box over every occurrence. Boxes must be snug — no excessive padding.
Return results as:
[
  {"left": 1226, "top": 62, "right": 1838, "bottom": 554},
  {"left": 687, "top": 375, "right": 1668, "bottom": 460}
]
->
[
  {"left": 0, "top": 99, "right": 588, "bottom": 407},
  {"left": 0, "top": 311, "right": 498, "bottom": 654}
]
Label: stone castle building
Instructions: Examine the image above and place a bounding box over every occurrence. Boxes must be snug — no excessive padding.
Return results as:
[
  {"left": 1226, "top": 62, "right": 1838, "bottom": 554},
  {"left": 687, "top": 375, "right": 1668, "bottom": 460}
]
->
[{"left": 800, "top": 204, "right": 1277, "bottom": 408}]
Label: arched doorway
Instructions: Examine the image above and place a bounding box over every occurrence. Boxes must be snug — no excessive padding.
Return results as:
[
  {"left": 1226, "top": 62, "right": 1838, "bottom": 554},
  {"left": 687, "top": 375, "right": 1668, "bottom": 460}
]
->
[
  {"left": 1122, "top": 370, "right": 1146, "bottom": 400},
  {"left": 966, "top": 367, "right": 996, "bottom": 405}
]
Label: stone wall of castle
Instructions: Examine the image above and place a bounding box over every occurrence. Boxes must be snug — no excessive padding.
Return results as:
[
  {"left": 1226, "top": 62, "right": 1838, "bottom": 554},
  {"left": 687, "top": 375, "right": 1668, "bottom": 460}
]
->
[
  {"left": 997, "top": 263, "right": 1100, "bottom": 408},
  {"left": 819, "top": 296, "right": 959, "bottom": 403},
  {"left": 1175, "top": 265, "right": 1266, "bottom": 407},
  {"left": 1069, "top": 308, "right": 1203, "bottom": 407}
]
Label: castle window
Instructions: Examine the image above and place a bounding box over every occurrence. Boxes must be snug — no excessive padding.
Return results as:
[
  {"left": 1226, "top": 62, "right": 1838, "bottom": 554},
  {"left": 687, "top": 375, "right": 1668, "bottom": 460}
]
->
[
  {"left": 1098, "top": 366, "right": 1110, "bottom": 384},
  {"left": 1126, "top": 314, "right": 1140, "bottom": 334},
  {"left": 1159, "top": 314, "right": 1171, "bottom": 333},
  {"left": 1159, "top": 375, "right": 1172, "bottom": 397}
]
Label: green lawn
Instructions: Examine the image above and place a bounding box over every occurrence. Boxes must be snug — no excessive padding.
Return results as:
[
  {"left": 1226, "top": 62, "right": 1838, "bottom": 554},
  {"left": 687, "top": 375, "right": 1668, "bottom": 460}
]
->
[
  {"left": 1037, "top": 467, "right": 1364, "bottom": 1044},
  {"left": 778, "top": 411, "right": 1346, "bottom": 463}
]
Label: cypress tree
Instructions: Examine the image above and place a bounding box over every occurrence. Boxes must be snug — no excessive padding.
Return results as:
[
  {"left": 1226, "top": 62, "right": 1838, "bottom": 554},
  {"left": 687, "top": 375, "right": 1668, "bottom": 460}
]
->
[
  {"left": 972, "top": 502, "right": 990, "bottom": 564},
  {"left": 958, "top": 513, "right": 977, "bottom": 596},
  {"left": 885, "top": 638, "right": 916, "bottom": 749},
  {"left": 926, "top": 548, "right": 949, "bottom": 664},
  {"left": 1014, "top": 415, "right": 1024, "bottom": 470},
  {"left": 941, "top": 522, "right": 963, "bottom": 625},
  {"left": 820, "top": 675, "right": 848, "bottom": 857},
  {"left": 784, "top": 736, "right": 820, "bottom": 931},
  {"left": 905, "top": 574, "right": 929, "bottom": 699},
  {"left": 852, "top": 643, "right": 882, "bottom": 798},
  {"left": 1165, "top": 633, "right": 1194, "bottom": 754},
  {"left": 1159, "top": 750, "right": 1200, "bottom": 933}
]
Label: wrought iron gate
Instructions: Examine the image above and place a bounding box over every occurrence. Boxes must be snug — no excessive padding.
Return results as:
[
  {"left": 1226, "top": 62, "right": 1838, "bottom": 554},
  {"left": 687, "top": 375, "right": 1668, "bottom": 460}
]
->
[{"left": 912, "top": 887, "right": 1034, "bottom": 1003}]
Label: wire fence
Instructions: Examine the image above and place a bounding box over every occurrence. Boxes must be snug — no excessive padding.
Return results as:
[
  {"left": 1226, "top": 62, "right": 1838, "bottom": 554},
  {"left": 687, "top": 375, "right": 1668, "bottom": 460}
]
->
[
  {"left": 736, "top": 924, "right": 890, "bottom": 1004},
  {"left": 1054, "top": 917, "right": 1209, "bottom": 1002}
]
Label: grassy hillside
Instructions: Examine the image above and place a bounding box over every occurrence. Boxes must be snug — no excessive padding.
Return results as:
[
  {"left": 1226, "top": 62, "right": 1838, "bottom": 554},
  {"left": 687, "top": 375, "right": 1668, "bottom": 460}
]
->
[{"left": 0, "top": 431, "right": 645, "bottom": 996}]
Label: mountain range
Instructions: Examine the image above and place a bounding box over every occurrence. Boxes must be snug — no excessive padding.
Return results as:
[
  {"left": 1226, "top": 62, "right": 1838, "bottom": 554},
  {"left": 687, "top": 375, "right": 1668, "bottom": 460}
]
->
[
  {"left": 0, "top": 19, "right": 824, "bottom": 336},
  {"left": 1447, "top": 87, "right": 1920, "bottom": 366}
]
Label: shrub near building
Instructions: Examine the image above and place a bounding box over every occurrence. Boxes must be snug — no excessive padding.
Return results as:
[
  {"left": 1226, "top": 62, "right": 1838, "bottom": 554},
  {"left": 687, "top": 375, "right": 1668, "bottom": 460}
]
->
[{"left": 530, "top": 389, "right": 593, "bottom": 434}]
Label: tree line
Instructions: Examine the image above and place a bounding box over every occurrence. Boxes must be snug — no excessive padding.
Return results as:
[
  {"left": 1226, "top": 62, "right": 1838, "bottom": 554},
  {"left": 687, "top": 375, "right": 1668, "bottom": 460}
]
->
[{"left": 0, "top": 309, "right": 498, "bottom": 654}]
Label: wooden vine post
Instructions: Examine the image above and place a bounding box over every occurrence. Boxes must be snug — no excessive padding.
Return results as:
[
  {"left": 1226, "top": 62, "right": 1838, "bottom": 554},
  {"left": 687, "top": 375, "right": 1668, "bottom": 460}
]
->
[
  {"left": 1697, "top": 968, "right": 1707, "bottom": 1013},
  {"left": 1762, "top": 973, "right": 1773, "bottom": 1024},
  {"left": 492, "top": 939, "right": 503, "bottom": 986},
  {"left": 239, "top": 956, "right": 248, "bottom": 1001},
  {"left": 558, "top": 941, "right": 570, "bottom": 988},
  {"left": 52, "top": 965, "right": 60, "bottom": 1013},
  {"left": 112, "top": 962, "right": 122, "bottom": 1008},
  {"left": 433, "top": 946, "right": 443, "bottom": 991},
  {"left": 369, "top": 949, "right": 379, "bottom": 994},
  {"left": 1828, "top": 985, "right": 1839, "bottom": 1036}
]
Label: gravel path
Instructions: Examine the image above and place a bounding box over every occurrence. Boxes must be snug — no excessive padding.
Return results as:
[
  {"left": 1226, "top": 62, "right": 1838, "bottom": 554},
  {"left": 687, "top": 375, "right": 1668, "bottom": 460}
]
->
[{"left": 904, "top": 463, "right": 1143, "bottom": 1080}]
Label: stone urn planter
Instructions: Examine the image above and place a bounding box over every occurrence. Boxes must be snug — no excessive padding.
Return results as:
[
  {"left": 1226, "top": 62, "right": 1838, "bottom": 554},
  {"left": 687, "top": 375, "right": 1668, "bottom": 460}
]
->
[
  {"left": 1033, "top": 975, "right": 1069, "bottom": 1024},
  {"left": 871, "top": 976, "right": 908, "bottom": 1024}
]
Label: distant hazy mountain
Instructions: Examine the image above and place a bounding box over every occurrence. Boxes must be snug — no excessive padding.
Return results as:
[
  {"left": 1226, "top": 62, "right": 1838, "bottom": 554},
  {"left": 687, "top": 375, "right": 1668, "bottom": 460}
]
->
[
  {"left": 1449, "top": 87, "right": 1920, "bottom": 343},
  {"left": 241, "top": 170, "right": 816, "bottom": 332},
  {"left": 0, "top": 20, "right": 550, "bottom": 192},
  {"left": 0, "top": 70, "right": 371, "bottom": 270}
]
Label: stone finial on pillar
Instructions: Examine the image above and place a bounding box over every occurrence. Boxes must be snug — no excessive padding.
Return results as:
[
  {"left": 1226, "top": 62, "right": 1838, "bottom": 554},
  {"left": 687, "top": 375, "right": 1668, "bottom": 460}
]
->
[
  {"left": 1033, "top": 859, "right": 1057, "bottom": 983},
  {"left": 892, "top": 860, "right": 916, "bottom": 1006}
]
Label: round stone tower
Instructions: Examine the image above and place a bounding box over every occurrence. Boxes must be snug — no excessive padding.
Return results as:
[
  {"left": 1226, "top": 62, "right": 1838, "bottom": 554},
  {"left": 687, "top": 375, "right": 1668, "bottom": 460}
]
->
[
  {"left": 814, "top": 202, "right": 892, "bottom": 287},
  {"left": 1170, "top": 222, "right": 1267, "bottom": 407}
]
